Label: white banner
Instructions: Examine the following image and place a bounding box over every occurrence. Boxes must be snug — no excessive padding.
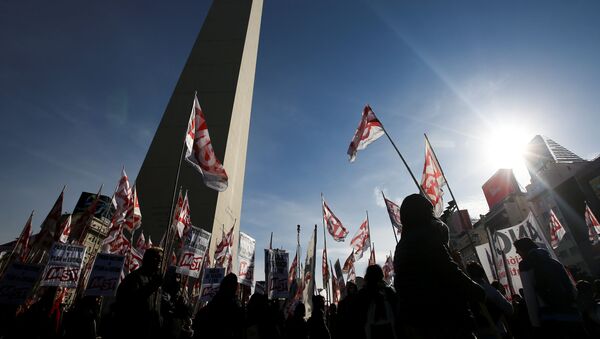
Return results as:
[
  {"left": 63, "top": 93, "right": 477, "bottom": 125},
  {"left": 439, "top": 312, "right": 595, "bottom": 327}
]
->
[
  {"left": 40, "top": 243, "right": 86, "bottom": 288},
  {"left": 474, "top": 244, "right": 496, "bottom": 283},
  {"left": 0, "top": 263, "right": 42, "bottom": 305},
  {"left": 85, "top": 253, "right": 125, "bottom": 296},
  {"left": 199, "top": 267, "right": 225, "bottom": 303},
  {"left": 268, "top": 249, "right": 289, "bottom": 299},
  {"left": 177, "top": 227, "right": 211, "bottom": 278},
  {"left": 238, "top": 232, "right": 256, "bottom": 287}
]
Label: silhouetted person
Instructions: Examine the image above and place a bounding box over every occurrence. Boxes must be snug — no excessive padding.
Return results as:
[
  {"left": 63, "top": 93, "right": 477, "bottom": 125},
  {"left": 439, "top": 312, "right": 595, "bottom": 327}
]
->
[
  {"left": 308, "top": 295, "right": 330, "bottom": 339},
  {"left": 358, "top": 264, "right": 399, "bottom": 339},
  {"left": 576, "top": 280, "right": 600, "bottom": 337},
  {"left": 514, "top": 237, "right": 587, "bottom": 338},
  {"left": 326, "top": 303, "right": 337, "bottom": 339},
  {"left": 337, "top": 281, "right": 360, "bottom": 339},
  {"left": 285, "top": 302, "right": 308, "bottom": 339},
  {"left": 161, "top": 267, "right": 193, "bottom": 339},
  {"left": 63, "top": 296, "right": 101, "bottom": 339},
  {"left": 194, "top": 273, "right": 244, "bottom": 339},
  {"left": 394, "top": 194, "right": 484, "bottom": 339},
  {"left": 113, "top": 247, "right": 164, "bottom": 339},
  {"left": 246, "top": 293, "right": 282, "bottom": 339}
]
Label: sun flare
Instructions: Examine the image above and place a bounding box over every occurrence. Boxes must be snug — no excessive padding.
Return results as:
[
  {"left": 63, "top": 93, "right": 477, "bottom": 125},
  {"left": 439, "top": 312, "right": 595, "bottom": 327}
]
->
[{"left": 483, "top": 125, "right": 532, "bottom": 182}]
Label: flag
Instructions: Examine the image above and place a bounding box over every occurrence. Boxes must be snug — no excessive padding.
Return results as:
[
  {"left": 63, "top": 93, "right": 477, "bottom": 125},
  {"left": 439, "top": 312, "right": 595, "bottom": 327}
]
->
[
  {"left": 347, "top": 105, "right": 385, "bottom": 162},
  {"left": 174, "top": 192, "right": 191, "bottom": 238},
  {"left": 128, "top": 247, "right": 144, "bottom": 272},
  {"left": 288, "top": 250, "right": 298, "bottom": 291},
  {"left": 384, "top": 196, "right": 402, "bottom": 233},
  {"left": 57, "top": 215, "right": 72, "bottom": 243},
  {"left": 383, "top": 254, "right": 394, "bottom": 284},
  {"left": 114, "top": 169, "right": 133, "bottom": 217},
  {"left": 122, "top": 186, "right": 141, "bottom": 233},
  {"left": 330, "top": 261, "right": 340, "bottom": 304},
  {"left": 421, "top": 138, "right": 447, "bottom": 217},
  {"left": 303, "top": 227, "right": 317, "bottom": 319},
  {"left": 185, "top": 94, "right": 228, "bottom": 191},
  {"left": 368, "top": 245, "right": 376, "bottom": 266},
  {"left": 13, "top": 212, "right": 33, "bottom": 262},
  {"left": 75, "top": 186, "right": 103, "bottom": 243},
  {"left": 145, "top": 235, "right": 153, "bottom": 250},
  {"left": 322, "top": 199, "right": 349, "bottom": 242},
  {"left": 136, "top": 231, "right": 146, "bottom": 252},
  {"left": 214, "top": 226, "right": 234, "bottom": 268},
  {"left": 39, "top": 189, "right": 64, "bottom": 238},
  {"left": 347, "top": 263, "right": 356, "bottom": 282},
  {"left": 342, "top": 250, "right": 355, "bottom": 273},
  {"left": 585, "top": 202, "right": 600, "bottom": 244},
  {"left": 549, "top": 209, "right": 566, "bottom": 249},
  {"left": 350, "top": 219, "right": 370, "bottom": 260},
  {"left": 322, "top": 248, "right": 329, "bottom": 290}
]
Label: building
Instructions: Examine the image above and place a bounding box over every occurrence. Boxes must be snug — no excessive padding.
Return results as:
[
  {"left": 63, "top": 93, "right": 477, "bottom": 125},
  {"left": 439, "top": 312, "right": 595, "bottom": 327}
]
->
[
  {"left": 525, "top": 135, "right": 600, "bottom": 275},
  {"left": 135, "top": 0, "right": 263, "bottom": 273}
]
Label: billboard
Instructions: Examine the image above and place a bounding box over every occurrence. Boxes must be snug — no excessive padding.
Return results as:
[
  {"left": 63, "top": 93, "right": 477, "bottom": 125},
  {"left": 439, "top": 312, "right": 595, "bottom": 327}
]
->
[
  {"left": 482, "top": 169, "right": 520, "bottom": 209},
  {"left": 73, "top": 192, "right": 115, "bottom": 221}
]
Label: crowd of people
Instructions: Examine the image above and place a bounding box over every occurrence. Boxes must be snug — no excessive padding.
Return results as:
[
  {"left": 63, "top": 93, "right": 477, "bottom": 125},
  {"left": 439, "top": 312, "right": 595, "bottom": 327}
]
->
[{"left": 1, "top": 194, "right": 599, "bottom": 339}]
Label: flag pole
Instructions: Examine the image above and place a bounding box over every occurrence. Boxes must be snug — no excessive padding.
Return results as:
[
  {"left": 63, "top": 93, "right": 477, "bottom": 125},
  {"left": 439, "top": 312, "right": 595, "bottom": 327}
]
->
[
  {"left": 366, "top": 210, "right": 373, "bottom": 251},
  {"left": 381, "top": 191, "right": 399, "bottom": 244},
  {"left": 296, "top": 225, "right": 301, "bottom": 281},
  {"left": 376, "top": 117, "right": 424, "bottom": 195},
  {"left": 320, "top": 193, "right": 330, "bottom": 304},
  {"left": 313, "top": 225, "right": 318, "bottom": 296},
  {"left": 424, "top": 133, "right": 480, "bottom": 263}
]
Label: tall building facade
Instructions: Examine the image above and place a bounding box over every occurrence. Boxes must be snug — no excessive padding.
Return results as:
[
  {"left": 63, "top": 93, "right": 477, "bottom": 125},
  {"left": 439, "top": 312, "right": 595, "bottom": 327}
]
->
[{"left": 135, "top": 0, "right": 263, "bottom": 273}]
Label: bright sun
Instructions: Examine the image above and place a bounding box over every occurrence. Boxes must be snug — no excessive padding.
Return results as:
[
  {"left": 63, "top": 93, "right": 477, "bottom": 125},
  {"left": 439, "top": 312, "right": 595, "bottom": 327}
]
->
[{"left": 483, "top": 124, "right": 532, "bottom": 183}]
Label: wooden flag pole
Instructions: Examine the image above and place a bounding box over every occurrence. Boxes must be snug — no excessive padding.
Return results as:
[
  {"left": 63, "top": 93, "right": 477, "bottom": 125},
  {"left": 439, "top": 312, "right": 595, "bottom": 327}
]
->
[
  {"left": 381, "top": 191, "right": 399, "bottom": 244},
  {"left": 424, "top": 133, "right": 480, "bottom": 264}
]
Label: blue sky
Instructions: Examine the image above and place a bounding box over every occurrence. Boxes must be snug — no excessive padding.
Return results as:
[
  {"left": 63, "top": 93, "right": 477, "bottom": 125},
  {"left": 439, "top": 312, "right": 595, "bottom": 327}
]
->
[{"left": 2, "top": 0, "right": 600, "bottom": 285}]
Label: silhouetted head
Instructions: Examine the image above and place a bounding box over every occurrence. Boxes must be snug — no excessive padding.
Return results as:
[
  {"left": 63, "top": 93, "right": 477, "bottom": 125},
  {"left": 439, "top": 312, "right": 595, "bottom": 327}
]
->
[
  {"left": 364, "top": 265, "right": 384, "bottom": 287},
  {"left": 400, "top": 194, "right": 434, "bottom": 229},
  {"left": 346, "top": 281, "right": 358, "bottom": 295},
  {"left": 466, "top": 261, "right": 488, "bottom": 283},
  {"left": 514, "top": 238, "right": 538, "bottom": 259},
  {"left": 142, "top": 247, "right": 163, "bottom": 273},
  {"left": 294, "top": 302, "right": 305, "bottom": 319},
  {"left": 312, "top": 295, "right": 325, "bottom": 313},
  {"left": 163, "top": 266, "right": 182, "bottom": 296},
  {"left": 219, "top": 273, "right": 239, "bottom": 297}
]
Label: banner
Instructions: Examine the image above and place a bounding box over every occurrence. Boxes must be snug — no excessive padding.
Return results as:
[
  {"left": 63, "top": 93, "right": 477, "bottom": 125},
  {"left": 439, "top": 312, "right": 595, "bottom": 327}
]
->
[
  {"left": 177, "top": 227, "right": 211, "bottom": 278},
  {"left": 85, "top": 253, "right": 125, "bottom": 296},
  {"left": 268, "top": 249, "right": 289, "bottom": 299},
  {"left": 0, "top": 263, "right": 42, "bottom": 305},
  {"left": 237, "top": 232, "right": 256, "bottom": 287},
  {"left": 474, "top": 243, "right": 496, "bottom": 283},
  {"left": 40, "top": 243, "right": 86, "bottom": 288},
  {"left": 254, "top": 281, "right": 266, "bottom": 295},
  {"left": 199, "top": 267, "right": 225, "bottom": 303},
  {"left": 490, "top": 213, "right": 552, "bottom": 296}
]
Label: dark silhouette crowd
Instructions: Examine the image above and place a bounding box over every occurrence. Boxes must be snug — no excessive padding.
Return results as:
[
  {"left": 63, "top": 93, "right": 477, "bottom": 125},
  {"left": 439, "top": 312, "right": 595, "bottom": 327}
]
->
[{"left": 1, "top": 194, "right": 599, "bottom": 339}]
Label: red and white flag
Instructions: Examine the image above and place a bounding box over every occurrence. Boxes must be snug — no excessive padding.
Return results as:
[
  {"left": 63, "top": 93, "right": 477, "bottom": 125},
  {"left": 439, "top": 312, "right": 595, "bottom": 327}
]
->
[
  {"left": 128, "top": 247, "right": 144, "bottom": 272},
  {"left": 57, "top": 215, "right": 72, "bottom": 244},
  {"left": 322, "top": 199, "right": 349, "bottom": 242},
  {"left": 185, "top": 94, "right": 228, "bottom": 192},
  {"left": 322, "top": 248, "right": 329, "bottom": 289},
  {"left": 135, "top": 231, "right": 146, "bottom": 252},
  {"left": 585, "top": 202, "right": 600, "bottom": 244},
  {"left": 421, "top": 138, "right": 447, "bottom": 217},
  {"left": 549, "top": 209, "right": 566, "bottom": 249},
  {"left": 368, "top": 245, "right": 376, "bottom": 266},
  {"left": 383, "top": 254, "right": 394, "bottom": 284},
  {"left": 114, "top": 169, "right": 133, "bottom": 217},
  {"left": 330, "top": 263, "right": 340, "bottom": 304},
  {"left": 214, "top": 226, "right": 234, "bottom": 268},
  {"left": 122, "top": 186, "right": 141, "bottom": 233},
  {"left": 174, "top": 192, "right": 191, "bottom": 238},
  {"left": 288, "top": 250, "right": 298, "bottom": 291},
  {"left": 14, "top": 212, "right": 33, "bottom": 262},
  {"left": 350, "top": 219, "right": 370, "bottom": 260},
  {"left": 347, "top": 263, "right": 356, "bottom": 282},
  {"left": 342, "top": 249, "right": 355, "bottom": 274},
  {"left": 384, "top": 196, "right": 402, "bottom": 234},
  {"left": 347, "top": 105, "right": 385, "bottom": 162}
]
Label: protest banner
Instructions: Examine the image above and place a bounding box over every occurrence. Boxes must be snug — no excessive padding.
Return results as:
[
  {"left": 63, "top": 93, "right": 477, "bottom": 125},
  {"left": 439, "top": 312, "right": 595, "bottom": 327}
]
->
[
  {"left": 0, "top": 263, "right": 42, "bottom": 305},
  {"left": 85, "top": 253, "right": 125, "bottom": 296},
  {"left": 474, "top": 243, "right": 496, "bottom": 283},
  {"left": 254, "top": 281, "right": 266, "bottom": 295},
  {"left": 238, "top": 232, "right": 256, "bottom": 287},
  {"left": 268, "top": 249, "right": 288, "bottom": 299},
  {"left": 177, "top": 227, "right": 211, "bottom": 278},
  {"left": 40, "top": 242, "right": 86, "bottom": 288},
  {"left": 199, "top": 267, "right": 224, "bottom": 303}
]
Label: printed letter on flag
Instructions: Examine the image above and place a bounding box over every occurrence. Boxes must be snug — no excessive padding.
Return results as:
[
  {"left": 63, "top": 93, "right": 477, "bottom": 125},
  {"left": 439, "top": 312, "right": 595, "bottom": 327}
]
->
[
  {"left": 322, "top": 199, "right": 349, "bottom": 242},
  {"left": 350, "top": 219, "right": 370, "bottom": 261},
  {"left": 549, "top": 209, "right": 566, "bottom": 249},
  {"left": 185, "top": 94, "right": 228, "bottom": 191},
  {"left": 347, "top": 105, "right": 384, "bottom": 162},
  {"left": 421, "top": 138, "right": 447, "bottom": 217}
]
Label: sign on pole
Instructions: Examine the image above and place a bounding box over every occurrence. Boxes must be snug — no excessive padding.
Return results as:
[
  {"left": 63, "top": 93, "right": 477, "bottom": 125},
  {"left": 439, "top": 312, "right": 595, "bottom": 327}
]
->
[
  {"left": 85, "top": 253, "right": 125, "bottom": 296},
  {"left": 199, "top": 267, "right": 225, "bottom": 303},
  {"left": 268, "top": 249, "right": 288, "bottom": 299},
  {"left": 0, "top": 263, "right": 42, "bottom": 305},
  {"left": 40, "top": 242, "right": 86, "bottom": 288},
  {"left": 177, "top": 227, "right": 211, "bottom": 278},
  {"left": 238, "top": 232, "right": 256, "bottom": 287}
]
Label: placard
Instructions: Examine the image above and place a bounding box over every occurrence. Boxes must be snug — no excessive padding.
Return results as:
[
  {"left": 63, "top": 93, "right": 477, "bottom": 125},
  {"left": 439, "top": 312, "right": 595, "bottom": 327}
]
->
[
  {"left": 40, "top": 243, "right": 86, "bottom": 288},
  {"left": 0, "top": 263, "right": 42, "bottom": 305},
  {"left": 85, "top": 253, "right": 125, "bottom": 296}
]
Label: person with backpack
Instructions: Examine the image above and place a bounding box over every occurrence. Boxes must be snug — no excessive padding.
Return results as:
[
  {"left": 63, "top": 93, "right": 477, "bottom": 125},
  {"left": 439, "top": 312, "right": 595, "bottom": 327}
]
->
[
  {"left": 514, "top": 237, "right": 588, "bottom": 338},
  {"left": 358, "top": 264, "right": 399, "bottom": 339}
]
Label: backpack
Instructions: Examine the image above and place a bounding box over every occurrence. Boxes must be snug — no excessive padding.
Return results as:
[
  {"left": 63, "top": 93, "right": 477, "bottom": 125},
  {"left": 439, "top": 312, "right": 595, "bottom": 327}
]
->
[{"left": 365, "top": 290, "right": 397, "bottom": 339}]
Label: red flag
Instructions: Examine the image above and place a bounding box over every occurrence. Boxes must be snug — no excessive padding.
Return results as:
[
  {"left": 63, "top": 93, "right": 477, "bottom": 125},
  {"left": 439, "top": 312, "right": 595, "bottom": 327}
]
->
[
  {"left": 347, "top": 263, "right": 356, "bottom": 282},
  {"left": 421, "top": 138, "right": 446, "bottom": 217},
  {"left": 368, "top": 245, "right": 376, "bottom": 266},
  {"left": 322, "top": 199, "right": 349, "bottom": 242},
  {"left": 122, "top": 186, "right": 141, "bottom": 233},
  {"left": 185, "top": 94, "right": 228, "bottom": 191},
  {"left": 347, "top": 105, "right": 385, "bottom": 162},
  {"left": 330, "top": 262, "right": 340, "bottom": 304},
  {"left": 128, "top": 247, "right": 144, "bottom": 272},
  {"left": 114, "top": 169, "right": 133, "bottom": 217},
  {"left": 342, "top": 250, "right": 355, "bottom": 273},
  {"left": 49, "top": 287, "right": 66, "bottom": 333},
  {"left": 383, "top": 254, "right": 394, "bottom": 284},
  {"left": 384, "top": 196, "right": 402, "bottom": 234},
  {"left": 322, "top": 248, "right": 329, "bottom": 289},
  {"left": 215, "top": 226, "right": 234, "bottom": 268},
  {"left": 288, "top": 251, "right": 298, "bottom": 291},
  {"left": 585, "top": 202, "right": 600, "bottom": 244},
  {"left": 13, "top": 212, "right": 33, "bottom": 262},
  {"left": 56, "top": 215, "right": 72, "bottom": 243},
  {"left": 350, "top": 219, "right": 370, "bottom": 260},
  {"left": 174, "top": 192, "right": 191, "bottom": 238},
  {"left": 549, "top": 209, "right": 566, "bottom": 249}
]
